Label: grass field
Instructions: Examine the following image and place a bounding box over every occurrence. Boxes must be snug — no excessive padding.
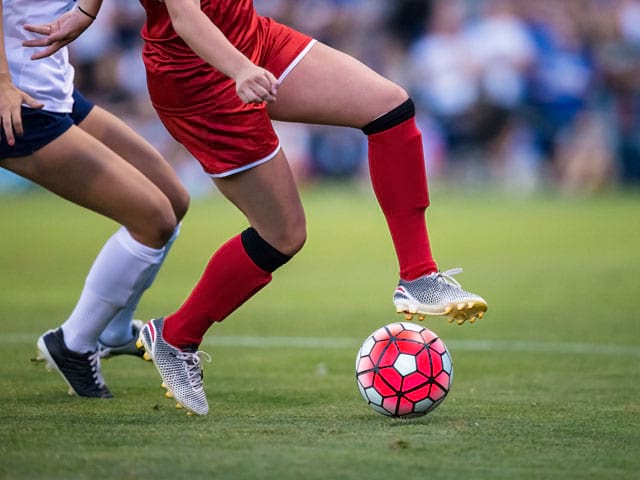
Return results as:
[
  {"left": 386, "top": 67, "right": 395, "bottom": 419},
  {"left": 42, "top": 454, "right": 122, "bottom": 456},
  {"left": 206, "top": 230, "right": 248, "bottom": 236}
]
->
[{"left": 1, "top": 183, "right": 639, "bottom": 480}]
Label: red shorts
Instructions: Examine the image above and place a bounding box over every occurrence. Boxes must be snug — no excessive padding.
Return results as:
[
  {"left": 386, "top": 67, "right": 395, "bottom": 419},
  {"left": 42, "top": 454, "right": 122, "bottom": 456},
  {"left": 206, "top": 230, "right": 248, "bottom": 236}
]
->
[{"left": 155, "top": 18, "right": 314, "bottom": 177}]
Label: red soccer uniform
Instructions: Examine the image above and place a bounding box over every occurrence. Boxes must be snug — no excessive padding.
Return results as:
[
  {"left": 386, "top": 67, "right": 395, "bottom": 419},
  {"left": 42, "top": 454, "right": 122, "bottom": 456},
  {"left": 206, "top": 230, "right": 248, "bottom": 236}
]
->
[{"left": 138, "top": 0, "right": 314, "bottom": 176}]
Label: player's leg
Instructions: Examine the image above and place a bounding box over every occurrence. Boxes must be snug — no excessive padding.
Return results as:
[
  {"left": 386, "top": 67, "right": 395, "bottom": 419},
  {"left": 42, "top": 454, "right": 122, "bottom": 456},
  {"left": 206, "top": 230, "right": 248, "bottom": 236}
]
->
[
  {"left": 76, "top": 104, "right": 190, "bottom": 356},
  {"left": 268, "top": 42, "right": 487, "bottom": 324},
  {"left": 77, "top": 104, "right": 189, "bottom": 221},
  {"left": 163, "top": 148, "right": 304, "bottom": 348},
  {"left": 2, "top": 125, "right": 177, "bottom": 396},
  {"left": 139, "top": 149, "right": 304, "bottom": 414}
]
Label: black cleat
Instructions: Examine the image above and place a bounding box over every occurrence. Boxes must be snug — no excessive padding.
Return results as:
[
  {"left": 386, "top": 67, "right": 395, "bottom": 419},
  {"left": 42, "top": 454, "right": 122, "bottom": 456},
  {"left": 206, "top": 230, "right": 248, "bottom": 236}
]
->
[{"left": 36, "top": 328, "right": 112, "bottom": 398}]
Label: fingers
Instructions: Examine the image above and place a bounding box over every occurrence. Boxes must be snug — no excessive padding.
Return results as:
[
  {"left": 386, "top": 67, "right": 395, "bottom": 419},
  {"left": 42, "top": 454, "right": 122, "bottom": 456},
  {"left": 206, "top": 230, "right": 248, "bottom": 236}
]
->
[
  {"left": 2, "top": 113, "right": 16, "bottom": 146},
  {"left": 264, "top": 71, "right": 279, "bottom": 96},
  {"left": 23, "top": 23, "right": 52, "bottom": 35},
  {"left": 22, "top": 37, "right": 52, "bottom": 48},
  {"left": 29, "top": 45, "right": 61, "bottom": 61},
  {"left": 10, "top": 110, "right": 24, "bottom": 139},
  {"left": 238, "top": 70, "right": 280, "bottom": 104},
  {"left": 23, "top": 93, "right": 44, "bottom": 110}
]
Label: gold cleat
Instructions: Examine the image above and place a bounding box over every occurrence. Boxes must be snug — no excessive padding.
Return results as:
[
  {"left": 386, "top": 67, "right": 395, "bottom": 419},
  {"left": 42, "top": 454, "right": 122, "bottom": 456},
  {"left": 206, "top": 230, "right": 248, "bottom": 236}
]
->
[{"left": 393, "top": 268, "right": 488, "bottom": 326}]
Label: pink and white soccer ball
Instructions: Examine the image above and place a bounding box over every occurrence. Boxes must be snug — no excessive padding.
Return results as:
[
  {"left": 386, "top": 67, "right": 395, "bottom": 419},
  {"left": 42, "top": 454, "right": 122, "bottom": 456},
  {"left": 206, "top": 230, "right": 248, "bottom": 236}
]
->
[{"left": 355, "top": 322, "right": 453, "bottom": 418}]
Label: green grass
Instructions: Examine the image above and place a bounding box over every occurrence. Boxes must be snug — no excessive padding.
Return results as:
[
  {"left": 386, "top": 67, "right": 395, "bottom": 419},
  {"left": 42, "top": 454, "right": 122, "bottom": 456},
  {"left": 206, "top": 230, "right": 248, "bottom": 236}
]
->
[{"left": 1, "top": 184, "right": 639, "bottom": 480}]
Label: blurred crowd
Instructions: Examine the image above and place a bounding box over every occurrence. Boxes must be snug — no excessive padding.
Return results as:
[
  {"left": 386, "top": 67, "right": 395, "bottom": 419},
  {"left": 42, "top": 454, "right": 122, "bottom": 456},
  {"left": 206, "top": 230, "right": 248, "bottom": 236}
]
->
[{"left": 3, "top": 0, "right": 640, "bottom": 195}]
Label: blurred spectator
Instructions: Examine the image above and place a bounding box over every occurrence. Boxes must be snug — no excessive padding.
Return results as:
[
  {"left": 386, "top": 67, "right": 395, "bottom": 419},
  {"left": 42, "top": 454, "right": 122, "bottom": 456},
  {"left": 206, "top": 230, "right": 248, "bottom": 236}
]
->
[{"left": 5, "top": 0, "right": 639, "bottom": 195}]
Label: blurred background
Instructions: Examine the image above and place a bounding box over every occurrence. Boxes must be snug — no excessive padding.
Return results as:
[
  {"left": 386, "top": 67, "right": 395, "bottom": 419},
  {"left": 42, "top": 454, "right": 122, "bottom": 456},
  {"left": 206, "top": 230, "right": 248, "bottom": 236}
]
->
[{"left": 3, "top": 0, "right": 640, "bottom": 196}]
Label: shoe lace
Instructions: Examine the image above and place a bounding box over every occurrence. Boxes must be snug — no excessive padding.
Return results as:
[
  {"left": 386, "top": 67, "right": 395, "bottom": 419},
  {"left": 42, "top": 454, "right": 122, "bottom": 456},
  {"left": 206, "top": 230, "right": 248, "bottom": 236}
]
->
[
  {"left": 176, "top": 350, "right": 212, "bottom": 391},
  {"left": 97, "top": 346, "right": 112, "bottom": 359},
  {"left": 432, "top": 268, "right": 463, "bottom": 288},
  {"left": 87, "top": 350, "right": 107, "bottom": 387}
]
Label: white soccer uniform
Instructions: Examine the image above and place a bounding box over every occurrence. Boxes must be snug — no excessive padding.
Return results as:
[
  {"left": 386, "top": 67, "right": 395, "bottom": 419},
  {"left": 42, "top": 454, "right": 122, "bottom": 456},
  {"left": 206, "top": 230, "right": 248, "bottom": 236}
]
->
[{"left": 2, "top": 0, "right": 75, "bottom": 112}]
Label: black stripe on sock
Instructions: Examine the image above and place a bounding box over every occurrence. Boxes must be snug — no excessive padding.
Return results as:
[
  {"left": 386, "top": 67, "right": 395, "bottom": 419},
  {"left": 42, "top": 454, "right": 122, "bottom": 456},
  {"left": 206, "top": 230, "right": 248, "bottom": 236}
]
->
[
  {"left": 362, "top": 98, "right": 415, "bottom": 135},
  {"left": 241, "top": 227, "right": 291, "bottom": 273}
]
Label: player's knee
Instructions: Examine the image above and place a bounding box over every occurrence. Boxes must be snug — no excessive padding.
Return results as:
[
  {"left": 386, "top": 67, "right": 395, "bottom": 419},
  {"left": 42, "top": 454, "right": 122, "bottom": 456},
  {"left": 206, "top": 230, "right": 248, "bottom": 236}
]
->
[
  {"left": 242, "top": 226, "right": 301, "bottom": 273},
  {"left": 362, "top": 96, "right": 415, "bottom": 136},
  {"left": 282, "top": 223, "right": 307, "bottom": 256},
  {"left": 145, "top": 197, "right": 179, "bottom": 246},
  {"left": 385, "top": 84, "right": 410, "bottom": 113},
  {"left": 171, "top": 185, "right": 190, "bottom": 223}
]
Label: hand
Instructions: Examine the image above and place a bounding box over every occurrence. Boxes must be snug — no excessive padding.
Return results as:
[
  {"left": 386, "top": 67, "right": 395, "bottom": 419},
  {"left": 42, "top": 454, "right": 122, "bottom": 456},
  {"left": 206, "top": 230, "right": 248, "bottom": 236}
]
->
[
  {"left": 234, "top": 65, "right": 279, "bottom": 104},
  {"left": 22, "top": 9, "right": 93, "bottom": 60},
  {"left": 0, "top": 74, "right": 43, "bottom": 146}
]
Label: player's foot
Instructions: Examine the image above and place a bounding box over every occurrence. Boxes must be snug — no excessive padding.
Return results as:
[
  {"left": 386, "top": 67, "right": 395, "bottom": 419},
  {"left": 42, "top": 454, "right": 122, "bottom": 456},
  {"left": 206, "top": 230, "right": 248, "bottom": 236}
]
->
[
  {"left": 137, "top": 318, "right": 210, "bottom": 416},
  {"left": 36, "top": 328, "right": 112, "bottom": 398},
  {"left": 98, "top": 319, "right": 146, "bottom": 359},
  {"left": 393, "top": 268, "right": 487, "bottom": 325}
]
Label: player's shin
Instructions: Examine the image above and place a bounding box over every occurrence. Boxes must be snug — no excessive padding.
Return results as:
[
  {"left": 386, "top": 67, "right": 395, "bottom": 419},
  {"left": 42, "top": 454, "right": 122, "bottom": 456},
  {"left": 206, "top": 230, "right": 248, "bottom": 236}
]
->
[
  {"left": 364, "top": 98, "right": 437, "bottom": 281},
  {"left": 162, "top": 227, "right": 292, "bottom": 349},
  {"left": 98, "top": 224, "right": 181, "bottom": 354}
]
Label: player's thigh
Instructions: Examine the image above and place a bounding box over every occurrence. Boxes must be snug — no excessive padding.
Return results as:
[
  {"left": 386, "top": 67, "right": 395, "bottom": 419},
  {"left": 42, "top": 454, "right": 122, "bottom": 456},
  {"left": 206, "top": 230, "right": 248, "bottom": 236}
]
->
[
  {"left": 212, "top": 149, "right": 305, "bottom": 255},
  {"left": 268, "top": 41, "right": 408, "bottom": 128},
  {"left": 77, "top": 105, "right": 189, "bottom": 221},
  {"left": 0, "top": 126, "right": 176, "bottom": 244}
]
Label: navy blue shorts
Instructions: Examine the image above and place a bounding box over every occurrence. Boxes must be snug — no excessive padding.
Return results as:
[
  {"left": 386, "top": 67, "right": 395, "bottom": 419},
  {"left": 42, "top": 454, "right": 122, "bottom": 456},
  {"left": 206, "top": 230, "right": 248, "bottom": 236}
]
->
[{"left": 0, "top": 90, "right": 94, "bottom": 159}]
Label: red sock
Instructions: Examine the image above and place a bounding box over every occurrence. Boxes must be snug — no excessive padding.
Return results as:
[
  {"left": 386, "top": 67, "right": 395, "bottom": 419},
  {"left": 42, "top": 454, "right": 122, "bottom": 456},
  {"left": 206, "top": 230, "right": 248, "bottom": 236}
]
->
[
  {"left": 368, "top": 117, "right": 438, "bottom": 280},
  {"left": 162, "top": 234, "right": 271, "bottom": 348}
]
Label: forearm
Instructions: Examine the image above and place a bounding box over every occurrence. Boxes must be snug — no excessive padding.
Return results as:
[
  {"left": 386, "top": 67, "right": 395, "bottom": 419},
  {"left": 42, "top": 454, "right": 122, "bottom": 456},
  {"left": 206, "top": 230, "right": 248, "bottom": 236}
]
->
[
  {"left": 76, "top": 0, "right": 103, "bottom": 20},
  {"left": 164, "top": 0, "right": 254, "bottom": 79}
]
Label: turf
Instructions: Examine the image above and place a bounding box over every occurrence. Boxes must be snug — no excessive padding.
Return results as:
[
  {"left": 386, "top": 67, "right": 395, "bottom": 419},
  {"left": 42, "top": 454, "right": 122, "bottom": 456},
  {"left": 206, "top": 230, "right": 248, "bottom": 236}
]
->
[{"left": 1, "top": 183, "right": 639, "bottom": 480}]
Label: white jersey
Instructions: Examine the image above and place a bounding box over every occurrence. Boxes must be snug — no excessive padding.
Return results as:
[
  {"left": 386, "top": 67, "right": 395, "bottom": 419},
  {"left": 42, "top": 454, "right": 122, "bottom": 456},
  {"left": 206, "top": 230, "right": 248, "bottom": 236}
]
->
[{"left": 2, "top": 0, "right": 75, "bottom": 112}]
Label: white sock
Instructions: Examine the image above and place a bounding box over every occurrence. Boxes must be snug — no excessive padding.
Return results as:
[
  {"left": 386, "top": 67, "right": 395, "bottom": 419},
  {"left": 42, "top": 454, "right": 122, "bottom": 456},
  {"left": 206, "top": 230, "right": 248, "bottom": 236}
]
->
[
  {"left": 61, "top": 227, "right": 164, "bottom": 353},
  {"left": 98, "top": 224, "right": 180, "bottom": 347}
]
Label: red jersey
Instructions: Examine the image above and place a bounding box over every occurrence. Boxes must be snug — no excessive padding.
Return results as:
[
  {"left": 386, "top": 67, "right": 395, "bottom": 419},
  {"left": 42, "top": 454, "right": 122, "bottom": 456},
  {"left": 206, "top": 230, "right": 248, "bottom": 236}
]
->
[
  {"left": 139, "top": 0, "right": 266, "bottom": 115},
  {"left": 136, "top": 1, "right": 314, "bottom": 176}
]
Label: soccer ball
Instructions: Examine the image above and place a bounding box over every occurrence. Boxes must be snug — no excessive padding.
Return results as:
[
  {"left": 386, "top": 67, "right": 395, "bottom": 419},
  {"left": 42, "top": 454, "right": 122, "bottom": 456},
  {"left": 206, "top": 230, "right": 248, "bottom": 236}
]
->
[{"left": 355, "top": 322, "right": 453, "bottom": 418}]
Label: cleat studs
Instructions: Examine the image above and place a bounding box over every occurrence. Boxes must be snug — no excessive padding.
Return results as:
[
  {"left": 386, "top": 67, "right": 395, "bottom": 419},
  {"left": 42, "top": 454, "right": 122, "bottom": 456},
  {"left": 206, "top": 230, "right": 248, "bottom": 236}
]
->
[
  {"left": 467, "top": 302, "right": 475, "bottom": 309},
  {"left": 176, "top": 403, "right": 183, "bottom": 409},
  {"left": 457, "top": 318, "right": 466, "bottom": 325},
  {"left": 135, "top": 339, "right": 143, "bottom": 349},
  {"left": 478, "top": 312, "right": 485, "bottom": 319},
  {"left": 448, "top": 317, "right": 455, "bottom": 323},
  {"left": 143, "top": 352, "right": 151, "bottom": 361},
  {"left": 469, "top": 317, "right": 477, "bottom": 324},
  {"left": 165, "top": 391, "right": 174, "bottom": 399},
  {"left": 444, "top": 306, "right": 453, "bottom": 315},
  {"left": 457, "top": 303, "right": 465, "bottom": 311},
  {"left": 161, "top": 382, "right": 167, "bottom": 389},
  {"left": 187, "top": 411, "right": 194, "bottom": 416},
  {"left": 418, "top": 315, "right": 425, "bottom": 321},
  {"left": 404, "top": 314, "right": 414, "bottom": 321},
  {"left": 396, "top": 307, "right": 404, "bottom": 314}
]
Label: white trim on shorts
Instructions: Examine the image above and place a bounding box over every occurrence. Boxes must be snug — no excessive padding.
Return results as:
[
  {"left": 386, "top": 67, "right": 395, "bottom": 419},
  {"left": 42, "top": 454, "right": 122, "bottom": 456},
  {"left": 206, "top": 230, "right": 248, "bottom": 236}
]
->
[
  {"left": 208, "top": 39, "right": 317, "bottom": 178},
  {"left": 207, "top": 143, "right": 282, "bottom": 178},
  {"left": 278, "top": 39, "right": 317, "bottom": 83}
]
